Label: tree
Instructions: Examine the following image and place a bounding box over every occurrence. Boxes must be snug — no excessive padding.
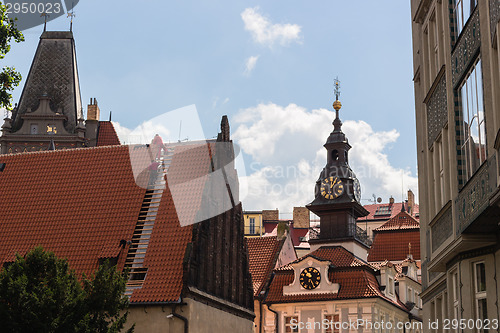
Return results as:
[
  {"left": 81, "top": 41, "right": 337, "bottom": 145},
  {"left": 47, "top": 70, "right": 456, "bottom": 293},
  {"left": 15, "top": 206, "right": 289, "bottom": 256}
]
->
[
  {"left": 0, "top": 2, "right": 24, "bottom": 110},
  {"left": 0, "top": 247, "right": 134, "bottom": 333}
]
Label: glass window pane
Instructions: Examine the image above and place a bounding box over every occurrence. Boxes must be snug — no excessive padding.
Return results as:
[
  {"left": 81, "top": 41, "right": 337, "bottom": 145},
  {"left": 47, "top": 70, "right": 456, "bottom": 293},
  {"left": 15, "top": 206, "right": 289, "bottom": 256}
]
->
[{"left": 476, "top": 263, "right": 486, "bottom": 292}]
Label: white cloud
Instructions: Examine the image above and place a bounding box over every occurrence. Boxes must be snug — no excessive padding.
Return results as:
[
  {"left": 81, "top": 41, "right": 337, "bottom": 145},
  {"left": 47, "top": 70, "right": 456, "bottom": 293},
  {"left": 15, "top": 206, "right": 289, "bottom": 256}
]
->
[
  {"left": 232, "top": 103, "right": 418, "bottom": 213},
  {"left": 244, "top": 55, "right": 260, "bottom": 75},
  {"left": 241, "top": 7, "right": 302, "bottom": 47},
  {"left": 111, "top": 121, "right": 132, "bottom": 144}
]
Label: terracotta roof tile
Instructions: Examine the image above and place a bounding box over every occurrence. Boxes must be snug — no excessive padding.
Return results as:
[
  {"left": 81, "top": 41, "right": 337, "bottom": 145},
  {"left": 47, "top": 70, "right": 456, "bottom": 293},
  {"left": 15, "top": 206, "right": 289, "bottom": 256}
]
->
[
  {"left": 97, "top": 121, "right": 120, "bottom": 146},
  {"left": 246, "top": 236, "right": 284, "bottom": 297},
  {"left": 374, "top": 211, "right": 420, "bottom": 231},
  {"left": 0, "top": 145, "right": 195, "bottom": 303},
  {"left": 358, "top": 203, "right": 419, "bottom": 222},
  {"left": 368, "top": 230, "right": 421, "bottom": 262}
]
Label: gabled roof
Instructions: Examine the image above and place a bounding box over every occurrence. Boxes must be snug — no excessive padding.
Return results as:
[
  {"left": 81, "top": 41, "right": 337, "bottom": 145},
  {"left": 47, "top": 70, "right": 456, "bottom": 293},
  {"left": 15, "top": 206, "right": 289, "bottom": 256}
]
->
[
  {"left": 12, "top": 31, "right": 82, "bottom": 134},
  {"left": 374, "top": 211, "right": 420, "bottom": 231},
  {"left": 246, "top": 236, "right": 285, "bottom": 297},
  {"left": 264, "top": 246, "right": 408, "bottom": 310},
  {"left": 96, "top": 121, "right": 120, "bottom": 146},
  {"left": 367, "top": 211, "right": 420, "bottom": 262},
  {"left": 0, "top": 145, "right": 193, "bottom": 303}
]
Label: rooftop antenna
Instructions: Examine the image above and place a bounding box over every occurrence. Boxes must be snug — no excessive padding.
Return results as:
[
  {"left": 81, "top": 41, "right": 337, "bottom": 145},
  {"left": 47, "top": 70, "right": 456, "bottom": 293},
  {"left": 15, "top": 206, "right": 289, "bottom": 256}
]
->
[
  {"left": 401, "top": 170, "right": 404, "bottom": 203},
  {"left": 41, "top": 13, "right": 50, "bottom": 32},
  {"left": 178, "top": 121, "right": 182, "bottom": 142},
  {"left": 67, "top": 3, "right": 75, "bottom": 31}
]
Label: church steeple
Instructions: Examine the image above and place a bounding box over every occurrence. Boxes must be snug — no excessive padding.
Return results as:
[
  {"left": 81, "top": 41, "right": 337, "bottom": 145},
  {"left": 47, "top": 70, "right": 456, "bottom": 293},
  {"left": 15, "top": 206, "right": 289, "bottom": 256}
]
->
[{"left": 306, "top": 79, "right": 369, "bottom": 257}]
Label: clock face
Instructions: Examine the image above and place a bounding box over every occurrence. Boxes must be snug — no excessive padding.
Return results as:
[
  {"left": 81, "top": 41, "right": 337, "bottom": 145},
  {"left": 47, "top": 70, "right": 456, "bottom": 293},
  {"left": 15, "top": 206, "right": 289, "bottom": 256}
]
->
[
  {"left": 353, "top": 178, "right": 361, "bottom": 202},
  {"left": 300, "top": 267, "right": 321, "bottom": 290},
  {"left": 320, "top": 176, "right": 344, "bottom": 200}
]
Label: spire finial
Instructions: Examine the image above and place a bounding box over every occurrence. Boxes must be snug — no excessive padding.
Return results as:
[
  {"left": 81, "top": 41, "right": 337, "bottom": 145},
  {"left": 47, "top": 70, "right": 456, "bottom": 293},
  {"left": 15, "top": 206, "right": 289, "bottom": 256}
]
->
[
  {"left": 41, "top": 13, "right": 49, "bottom": 32},
  {"left": 332, "top": 77, "right": 342, "bottom": 112},
  {"left": 67, "top": 5, "right": 75, "bottom": 32}
]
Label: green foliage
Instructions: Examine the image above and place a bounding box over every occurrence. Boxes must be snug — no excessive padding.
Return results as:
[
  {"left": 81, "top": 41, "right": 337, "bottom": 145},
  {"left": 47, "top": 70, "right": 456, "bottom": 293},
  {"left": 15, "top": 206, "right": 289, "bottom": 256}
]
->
[
  {"left": 0, "top": 2, "right": 24, "bottom": 110},
  {"left": 0, "top": 247, "right": 134, "bottom": 333}
]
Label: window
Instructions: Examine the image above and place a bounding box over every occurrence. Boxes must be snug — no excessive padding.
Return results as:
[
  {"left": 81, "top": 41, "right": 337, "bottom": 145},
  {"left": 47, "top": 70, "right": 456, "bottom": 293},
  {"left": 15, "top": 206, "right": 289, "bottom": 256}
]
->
[
  {"left": 46, "top": 124, "right": 57, "bottom": 135},
  {"left": 452, "top": 271, "right": 460, "bottom": 328},
  {"left": 388, "top": 276, "right": 394, "bottom": 295},
  {"left": 284, "top": 316, "right": 298, "bottom": 333},
  {"left": 249, "top": 217, "right": 255, "bottom": 234},
  {"left": 474, "top": 262, "right": 487, "bottom": 332},
  {"left": 375, "top": 206, "right": 392, "bottom": 216},
  {"left": 30, "top": 124, "right": 38, "bottom": 134},
  {"left": 453, "top": 0, "right": 477, "bottom": 36},
  {"left": 460, "top": 58, "right": 486, "bottom": 182},
  {"left": 325, "top": 314, "right": 339, "bottom": 333}
]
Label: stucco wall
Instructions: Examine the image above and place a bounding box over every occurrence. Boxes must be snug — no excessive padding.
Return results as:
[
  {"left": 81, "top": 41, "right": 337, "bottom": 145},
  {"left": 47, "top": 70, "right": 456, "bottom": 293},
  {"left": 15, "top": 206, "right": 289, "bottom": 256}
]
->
[{"left": 126, "top": 297, "right": 254, "bottom": 333}]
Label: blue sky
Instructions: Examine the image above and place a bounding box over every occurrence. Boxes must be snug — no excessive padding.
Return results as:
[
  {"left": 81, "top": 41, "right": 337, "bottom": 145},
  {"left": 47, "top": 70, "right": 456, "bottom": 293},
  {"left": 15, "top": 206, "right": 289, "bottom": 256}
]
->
[{"left": 4, "top": 1, "right": 418, "bottom": 215}]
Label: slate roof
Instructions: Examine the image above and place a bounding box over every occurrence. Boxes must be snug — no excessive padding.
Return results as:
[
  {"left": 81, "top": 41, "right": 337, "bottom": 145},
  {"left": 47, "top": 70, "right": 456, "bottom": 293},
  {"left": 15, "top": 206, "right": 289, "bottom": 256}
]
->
[
  {"left": 96, "top": 121, "right": 121, "bottom": 146},
  {"left": 0, "top": 145, "right": 193, "bottom": 303},
  {"left": 246, "top": 236, "right": 284, "bottom": 297},
  {"left": 264, "top": 246, "right": 408, "bottom": 310},
  {"left": 368, "top": 211, "right": 421, "bottom": 262},
  {"left": 12, "top": 31, "right": 82, "bottom": 133}
]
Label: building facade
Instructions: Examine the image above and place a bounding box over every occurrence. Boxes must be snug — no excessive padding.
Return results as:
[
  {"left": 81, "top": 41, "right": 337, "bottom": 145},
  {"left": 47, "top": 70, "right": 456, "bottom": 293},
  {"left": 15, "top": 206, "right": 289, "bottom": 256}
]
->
[{"left": 410, "top": 0, "right": 500, "bottom": 329}]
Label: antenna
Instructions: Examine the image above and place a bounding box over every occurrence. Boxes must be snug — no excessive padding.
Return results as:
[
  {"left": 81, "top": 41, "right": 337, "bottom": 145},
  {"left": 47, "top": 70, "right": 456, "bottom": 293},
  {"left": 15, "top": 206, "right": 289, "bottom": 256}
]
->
[
  {"left": 401, "top": 170, "right": 404, "bottom": 202},
  {"left": 178, "top": 121, "right": 182, "bottom": 142}
]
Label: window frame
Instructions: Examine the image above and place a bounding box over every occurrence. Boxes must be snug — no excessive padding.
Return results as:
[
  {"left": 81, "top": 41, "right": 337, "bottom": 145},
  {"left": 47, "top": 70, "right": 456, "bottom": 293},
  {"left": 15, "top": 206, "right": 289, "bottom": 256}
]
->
[{"left": 458, "top": 57, "right": 486, "bottom": 183}]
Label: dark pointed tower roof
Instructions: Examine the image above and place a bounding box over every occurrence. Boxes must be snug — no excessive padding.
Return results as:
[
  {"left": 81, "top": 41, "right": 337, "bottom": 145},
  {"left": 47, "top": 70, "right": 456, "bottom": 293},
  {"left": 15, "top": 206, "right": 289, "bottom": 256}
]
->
[{"left": 11, "top": 31, "right": 82, "bottom": 134}]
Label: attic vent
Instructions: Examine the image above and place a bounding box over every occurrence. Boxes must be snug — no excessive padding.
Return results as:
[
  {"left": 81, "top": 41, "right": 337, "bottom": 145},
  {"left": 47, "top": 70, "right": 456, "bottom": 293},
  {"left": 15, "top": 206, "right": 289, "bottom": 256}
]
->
[{"left": 374, "top": 206, "right": 392, "bottom": 216}]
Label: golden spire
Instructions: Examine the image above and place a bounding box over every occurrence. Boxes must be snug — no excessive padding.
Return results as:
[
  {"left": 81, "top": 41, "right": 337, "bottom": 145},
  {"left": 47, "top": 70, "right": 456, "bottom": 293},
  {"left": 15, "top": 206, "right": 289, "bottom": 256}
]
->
[{"left": 333, "top": 77, "right": 342, "bottom": 111}]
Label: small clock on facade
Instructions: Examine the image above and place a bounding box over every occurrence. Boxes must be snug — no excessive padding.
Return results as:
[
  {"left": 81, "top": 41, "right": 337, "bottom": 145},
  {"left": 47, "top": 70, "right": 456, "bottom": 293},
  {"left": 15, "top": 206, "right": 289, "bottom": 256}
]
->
[
  {"left": 320, "top": 176, "right": 344, "bottom": 200},
  {"left": 299, "top": 267, "right": 321, "bottom": 290},
  {"left": 353, "top": 178, "right": 361, "bottom": 202}
]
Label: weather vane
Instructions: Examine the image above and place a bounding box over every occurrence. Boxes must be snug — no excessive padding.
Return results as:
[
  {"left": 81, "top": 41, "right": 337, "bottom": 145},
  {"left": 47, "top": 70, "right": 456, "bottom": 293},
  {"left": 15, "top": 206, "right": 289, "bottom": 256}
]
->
[
  {"left": 67, "top": 6, "right": 75, "bottom": 32},
  {"left": 333, "top": 77, "right": 341, "bottom": 101}
]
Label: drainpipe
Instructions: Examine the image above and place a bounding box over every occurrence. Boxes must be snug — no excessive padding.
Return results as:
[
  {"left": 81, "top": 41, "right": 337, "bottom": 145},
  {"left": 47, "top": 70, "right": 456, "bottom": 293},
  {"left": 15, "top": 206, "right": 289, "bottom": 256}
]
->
[
  {"left": 267, "top": 304, "right": 279, "bottom": 333},
  {"left": 259, "top": 299, "right": 263, "bottom": 333},
  {"left": 168, "top": 303, "right": 188, "bottom": 333}
]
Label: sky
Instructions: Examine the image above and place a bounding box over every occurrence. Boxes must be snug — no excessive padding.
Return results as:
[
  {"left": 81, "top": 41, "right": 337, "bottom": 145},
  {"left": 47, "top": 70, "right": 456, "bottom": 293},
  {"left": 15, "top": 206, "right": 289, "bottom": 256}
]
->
[{"left": 4, "top": 0, "right": 418, "bottom": 218}]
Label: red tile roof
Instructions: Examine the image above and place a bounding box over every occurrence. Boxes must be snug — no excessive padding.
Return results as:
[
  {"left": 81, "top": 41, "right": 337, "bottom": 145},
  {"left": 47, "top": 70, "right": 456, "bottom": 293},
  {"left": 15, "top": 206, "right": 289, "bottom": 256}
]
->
[
  {"left": 96, "top": 121, "right": 120, "bottom": 146},
  {"left": 0, "top": 145, "right": 193, "bottom": 303},
  {"left": 374, "top": 211, "right": 420, "bottom": 231},
  {"left": 246, "top": 236, "right": 284, "bottom": 297},
  {"left": 358, "top": 202, "right": 419, "bottom": 222},
  {"left": 368, "top": 231, "right": 421, "bottom": 262},
  {"left": 265, "top": 246, "right": 408, "bottom": 310}
]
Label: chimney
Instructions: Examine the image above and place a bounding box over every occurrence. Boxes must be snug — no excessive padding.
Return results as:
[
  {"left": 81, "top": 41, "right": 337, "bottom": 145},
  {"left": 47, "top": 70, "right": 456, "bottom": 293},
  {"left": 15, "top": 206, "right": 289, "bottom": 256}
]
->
[
  {"left": 87, "top": 98, "right": 100, "bottom": 121},
  {"left": 293, "top": 207, "right": 310, "bottom": 229},
  {"left": 389, "top": 196, "right": 395, "bottom": 204},
  {"left": 262, "top": 209, "right": 279, "bottom": 221},
  {"left": 407, "top": 189, "right": 415, "bottom": 214},
  {"left": 85, "top": 98, "right": 100, "bottom": 147}
]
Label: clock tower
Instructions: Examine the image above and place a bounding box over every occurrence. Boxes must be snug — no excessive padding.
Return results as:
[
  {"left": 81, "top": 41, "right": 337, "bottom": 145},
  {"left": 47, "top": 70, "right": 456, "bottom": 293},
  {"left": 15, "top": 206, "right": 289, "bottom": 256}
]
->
[{"left": 307, "top": 79, "right": 370, "bottom": 257}]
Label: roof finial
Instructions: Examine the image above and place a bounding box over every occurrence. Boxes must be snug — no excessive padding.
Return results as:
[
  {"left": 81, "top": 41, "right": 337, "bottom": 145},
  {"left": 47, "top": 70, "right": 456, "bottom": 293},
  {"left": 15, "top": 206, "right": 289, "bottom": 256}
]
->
[
  {"left": 41, "top": 13, "right": 49, "bottom": 32},
  {"left": 67, "top": 5, "right": 75, "bottom": 32}
]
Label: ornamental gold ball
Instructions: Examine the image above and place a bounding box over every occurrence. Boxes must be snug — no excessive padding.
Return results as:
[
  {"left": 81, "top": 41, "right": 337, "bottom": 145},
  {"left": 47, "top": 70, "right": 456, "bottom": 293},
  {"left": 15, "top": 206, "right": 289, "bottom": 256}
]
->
[{"left": 333, "top": 100, "right": 342, "bottom": 110}]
